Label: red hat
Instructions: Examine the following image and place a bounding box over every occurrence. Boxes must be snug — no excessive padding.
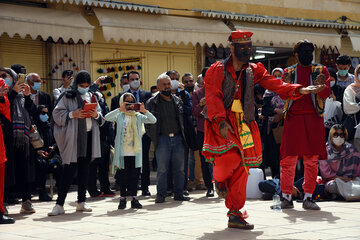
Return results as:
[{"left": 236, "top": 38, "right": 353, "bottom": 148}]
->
[{"left": 228, "top": 30, "right": 253, "bottom": 43}]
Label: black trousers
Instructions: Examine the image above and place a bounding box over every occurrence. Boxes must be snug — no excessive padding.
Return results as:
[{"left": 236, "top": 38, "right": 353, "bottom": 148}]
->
[
  {"left": 56, "top": 132, "right": 92, "bottom": 206},
  {"left": 14, "top": 149, "right": 33, "bottom": 202},
  {"left": 119, "top": 156, "right": 140, "bottom": 197},
  {"left": 87, "top": 147, "right": 111, "bottom": 194},
  {"left": 141, "top": 134, "right": 151, "bottom": 191},
  {"left": 197, "top": 131, "right": 213, "bottom": 190}
]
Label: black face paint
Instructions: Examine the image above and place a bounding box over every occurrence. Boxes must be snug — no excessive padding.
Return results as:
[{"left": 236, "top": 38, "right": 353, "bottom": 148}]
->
[
  {"left": 161, "top": 90, "right": 171, "bottom": 96},
  {"left": 297, "top": 44, "right": 314, "bottom": 66},
  {"left": 233, "top": 43, "right": 252, "bottom": 63}
]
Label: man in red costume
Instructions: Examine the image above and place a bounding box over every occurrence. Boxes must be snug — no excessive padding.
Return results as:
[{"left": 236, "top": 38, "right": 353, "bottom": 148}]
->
[
  {"left": 203, "top": 31, "right": 325, "bottom": 229},
  {"left": 280, "top": 40, "right": 330, "bottom": 210},
  {"left": 0, "top": 78, "right": 14, "bottom": 224}
]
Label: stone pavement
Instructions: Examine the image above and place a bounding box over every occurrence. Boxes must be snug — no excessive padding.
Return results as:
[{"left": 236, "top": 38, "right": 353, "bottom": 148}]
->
[{"left": 1, "top": 184, "right": 360, "bottom": 240}]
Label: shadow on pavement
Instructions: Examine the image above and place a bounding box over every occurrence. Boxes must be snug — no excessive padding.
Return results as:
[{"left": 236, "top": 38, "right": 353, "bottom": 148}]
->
[
  {"left": 199, "top": 229, "right": 264, "bottom": 240},
  {"left": 282, "top": 209, "right": 340, "bottom": 223},
  {"left": 33, "top": 212, "right": 90, "bottom": 222},
  {"left": 189, "top": 196, "right": 222, "bottom": 204}
]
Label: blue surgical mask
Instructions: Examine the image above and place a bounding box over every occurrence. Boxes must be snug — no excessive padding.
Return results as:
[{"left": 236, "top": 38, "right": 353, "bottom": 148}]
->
[
  {"left": 330, "top": 81, "right": 335, "bottom": 87},
  {"left": 77, "top": 86, "right": 89, "bottom": 95},
  {"left": 5, "top": 78, "right": 12, "bottom": 87},
  {"left": 32, "top": 82, "right": 41, "bottom": 91},
  {"left": 39, "top": 113, "right": 49, "bottom": 122},
  {"left": 338, "top": 69, "right": 349, "bottom": 77},
  {"left": 275, "top": 77, "right": 281, "bottom": 80}
]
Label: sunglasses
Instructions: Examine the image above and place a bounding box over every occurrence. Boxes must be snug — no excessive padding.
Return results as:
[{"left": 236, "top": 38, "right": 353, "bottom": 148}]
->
[{"left": 333, "top": 133, "right": 345, "bottom": 138}]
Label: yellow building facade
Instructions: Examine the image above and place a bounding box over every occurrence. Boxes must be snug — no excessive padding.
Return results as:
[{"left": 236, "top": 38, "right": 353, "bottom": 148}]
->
[{"left": 0, "top": 0, "right": 359, "bottom": 103}]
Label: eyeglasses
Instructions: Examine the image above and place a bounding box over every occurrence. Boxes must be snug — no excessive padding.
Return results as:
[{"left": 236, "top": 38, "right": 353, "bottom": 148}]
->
[{"left": 333, "top": 133, "right": 345, "bottom": 138}]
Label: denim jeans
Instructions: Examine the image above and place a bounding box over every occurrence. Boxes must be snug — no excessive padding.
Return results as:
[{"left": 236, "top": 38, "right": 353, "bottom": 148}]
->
[{"left": 156, "top": 134, "right": 185, "bottom": 197}]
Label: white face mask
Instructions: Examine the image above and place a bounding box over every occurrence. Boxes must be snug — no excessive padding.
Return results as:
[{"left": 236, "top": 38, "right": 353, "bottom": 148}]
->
[
  {"left": 332, "top": 136, "right": 345, "bottom": 146},
  {"left": 122, "top": 84, "right": 130, "bottom": 92},
  {"left": 130, "top": 80, "right": 140, "bottom": 90},
  {"left": 171, "top": 80, "right": 179, "bottom": 90}
]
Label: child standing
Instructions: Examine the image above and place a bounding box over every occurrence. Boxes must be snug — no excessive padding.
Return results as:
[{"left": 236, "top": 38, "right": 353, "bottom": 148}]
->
[{"left": 105, "top": 93, "right": 156, "bottom": 209}]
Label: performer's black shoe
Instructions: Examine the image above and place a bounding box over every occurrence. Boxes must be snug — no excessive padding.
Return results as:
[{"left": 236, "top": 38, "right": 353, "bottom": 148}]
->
[
  {"left": 228, "top": 214, "right": 254, "bottom": 230},
  {"left": 0, "top": 213, "right": 15, "bottom": 224},
  {"left": 281, "top": 198, "right": 294, "bottom": 209},
  {"left": 215, "top": 181, "right": 227, "bottom": 198}
]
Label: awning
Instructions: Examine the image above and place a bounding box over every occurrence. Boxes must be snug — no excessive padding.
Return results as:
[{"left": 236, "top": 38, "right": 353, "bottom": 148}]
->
[
  {"left": 44, "top": 0, "right": 168, "bottom": 14},
  {"left": 94, "top": 8, "right": 231, "bottom": 46},
  {"left": 0, "top": 3, "right": 94, "bottom": 42},
  {"left": 233, "top": 22, "right": 341, "bottom": 48},
  {"left": 348, "top": 30, "right": 360, "bottom": 52}
]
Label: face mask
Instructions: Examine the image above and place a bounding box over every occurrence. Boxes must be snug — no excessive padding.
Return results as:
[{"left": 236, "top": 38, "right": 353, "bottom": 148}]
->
[
  {"left": 338, "top": 69, "right": 349, "bottom": 77},
  {"left": 330, "top": 81, "right": 335, "bottom": 87},
  {"left": 39, "top": 113, "right": 49, "bottom": 122},
  {"left": 275, "top": 77, "right": 281, "bottom": 80},
  {"left": 194, "top": 82, "right": 199, "bottom": 91},
  {"left": 5, "top": 78, "right": 12, "bottom": 87},
  {"left": 185, "top": 86, "right": 195, "bottom": 93},
  {"left": 161, "top": 90, "right": 172, "bottom": 96},
  {"left": 77, "top": 86, "right": 89, "bottom": 95},
  {"left": 233, "top": 44, "right": 251, "bottom": 64},
  {"left": 332, "top": 136, "right": 345, "bottom": 146},
  {"left": 31, "top": 82, "right": 41, "bottom": 91},
  {"left": 298, "top": 52, "right": 313, "bottom": 66},
  {"left": 130, "top": 80, "right": 140, "bottom": 89},
  {"left": 122, "top": 84, "right": 130, "bottom": 92},
  {"left": 171, "top": 80, "right": 179, "bottom": 90}
]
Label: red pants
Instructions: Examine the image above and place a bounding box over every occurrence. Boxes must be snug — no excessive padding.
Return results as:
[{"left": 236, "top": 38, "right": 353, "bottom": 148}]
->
[
  {"left": 0, "top": 163, "right": 4, "bottom": 213},
  {"left": 280, "top": 155, "right": 318, "bottom": 194},
  {"left": 213, "top": 148, "right": 248, "bottom": 212}
]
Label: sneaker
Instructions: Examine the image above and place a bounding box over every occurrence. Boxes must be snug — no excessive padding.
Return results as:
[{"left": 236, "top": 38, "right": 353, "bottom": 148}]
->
[
  {"left": 174, "top": 195, "right": 190, "bottom": 201},
  {"left": 118, "top": 198, "right": 127, "bottom": 209},
  {"left": 228, "top": 214, "right": 254, "bottom": 230},
  {"left": 206, "top": 189, "right": 215, "bottom": 197},
  {"left": 183, "top": 190, "right": 189, "bottom": 196},
  {"left": 0, "top": 213, "right": 15, "bottom": 224},
  {"left": 20, "top": 200, "right": 35, "bottom": 214},
  {"left": 131, "top": 198, "right": 142, "bottom": 209},
  {"left": 280, "top": 198, "right": 294, "bottom": 209},
  {"left": 215, "top": 181, "right": 227, "bottom": 199},
  {"left": 48, "top": 204, "right": 65, "bottom": 216},
  {"left": 155, "top": 194, "right": 165, "bottom": 203},
  {"left": 102, "top": 190, "right": 116, "bottom": 197},
  {"left": 303, "top": 197, "right": 321, "bottom": 210},
  {"left": 76, "top": 202, "right": 92, "bottom": 212}
]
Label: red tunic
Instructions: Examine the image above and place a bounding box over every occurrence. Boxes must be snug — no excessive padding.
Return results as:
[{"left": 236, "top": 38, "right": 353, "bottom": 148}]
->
[
  {"left": 280, "top": 65, "right": 330, "bottom": 160},
  {"left": 0, "top": 79, "right": 11, "bottom": 164},
  {"left": 203, "top": 59, "right": 302, "bottom": 167}
]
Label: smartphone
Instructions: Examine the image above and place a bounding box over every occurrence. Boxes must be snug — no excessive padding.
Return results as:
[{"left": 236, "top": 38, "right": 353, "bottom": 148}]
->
[
  {"left": 101, "top": 76, "right": 113, "bottom": 84},
  {"left": 18, "top": 73, "right": 26, "bottom": 84},
  {"left": 126, "top": 103, "right": 140, "bottom": 111}
]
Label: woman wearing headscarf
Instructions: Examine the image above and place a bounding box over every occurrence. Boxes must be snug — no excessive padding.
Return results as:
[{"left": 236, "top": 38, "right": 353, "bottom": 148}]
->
[
  {"left": 49, "top": 70, "right": 104, "bottom": 216},
  {"left": 343, "top": 64, "right": 360, "bottom": 148},
  {"left": 324, "top": 67, "right": 344, "bottom": 140},
  {"left": 0, "top": 67, "right": 37, "bottom": 215},
  {"left": 260, "top": 68, "right": 285, "bottom": 178},
  {"left": 319, "top": 124, "right": 360, "bottom": 197},
  {"left": 105, "top": 92, "right": 156, "bottom": 210}
]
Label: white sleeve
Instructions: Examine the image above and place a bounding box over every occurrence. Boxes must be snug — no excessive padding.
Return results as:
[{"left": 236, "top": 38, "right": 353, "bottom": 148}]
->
[{"left": 343, "top": 86, "right": 360, "bottom": 115}]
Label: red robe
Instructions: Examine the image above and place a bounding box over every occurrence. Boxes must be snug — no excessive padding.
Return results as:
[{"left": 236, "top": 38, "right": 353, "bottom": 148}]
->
[
  {"left": 280, "top": 65, "right": 330, "bottom": 160},
  {"left": 203, "top": 59, "right": 302, "bottom": 167}
]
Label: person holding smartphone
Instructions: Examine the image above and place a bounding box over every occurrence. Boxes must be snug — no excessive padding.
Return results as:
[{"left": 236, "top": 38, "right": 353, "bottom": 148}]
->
[
  {"left": 105, "top": 92, "right": 156, "bottom": 210},
  {"left": 49, "top": 70, "right": 104, "bottom": 216}
]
